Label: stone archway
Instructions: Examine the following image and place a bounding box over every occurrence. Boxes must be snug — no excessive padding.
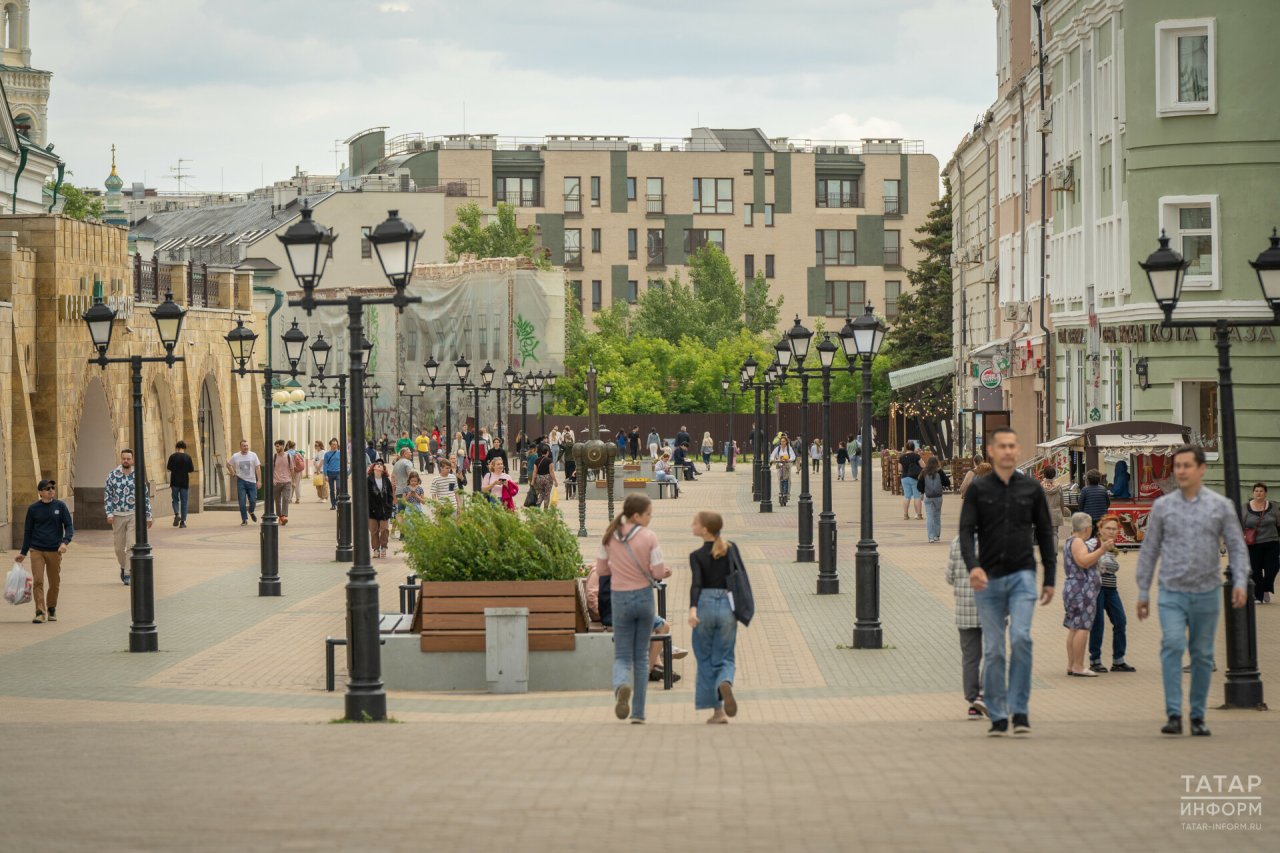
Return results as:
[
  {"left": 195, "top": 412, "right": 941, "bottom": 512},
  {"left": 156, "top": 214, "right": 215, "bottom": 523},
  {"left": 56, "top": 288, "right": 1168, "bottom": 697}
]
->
[
  {"left": 72, "top": 376, "right": 116, "bottom": 529},
  {"left": 144, "top": 374, "right": 177, "bottom": 500},
  {"left": 198, "top": 374, "right": 227, "bottom": 501}
]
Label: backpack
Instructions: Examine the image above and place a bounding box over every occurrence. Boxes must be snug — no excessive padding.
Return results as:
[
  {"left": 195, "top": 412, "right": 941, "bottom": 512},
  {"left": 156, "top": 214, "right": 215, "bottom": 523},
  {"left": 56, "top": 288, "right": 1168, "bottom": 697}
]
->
[
  {"left": 292, "top": 453, "right": 306, "bottom": 474},
  {"left": 923, "top": 473, "right": 943, "bottom": 499}
]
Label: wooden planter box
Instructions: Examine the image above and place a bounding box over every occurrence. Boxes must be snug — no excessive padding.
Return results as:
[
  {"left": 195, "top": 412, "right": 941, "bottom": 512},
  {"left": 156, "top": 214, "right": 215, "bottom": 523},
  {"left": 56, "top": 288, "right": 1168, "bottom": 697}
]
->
[
  {"left": 595, "top": 480, "right": 608, "bottom": 488},
  {"left": 623, "top": 480, "right": 649, "bottom": 489},
  {"left": 411, "top": 580, "right": 579, "bottom": 652},
  {"left": 622, "top": 463, "right": 641, "bottom": 471}
]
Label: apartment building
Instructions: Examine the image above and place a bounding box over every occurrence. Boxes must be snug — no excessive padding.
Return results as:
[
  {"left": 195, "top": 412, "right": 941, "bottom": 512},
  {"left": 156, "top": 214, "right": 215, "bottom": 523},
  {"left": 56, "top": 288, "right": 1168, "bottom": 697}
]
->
[{"left": 341, "top": 127, "right": 939, "bottom": 330}]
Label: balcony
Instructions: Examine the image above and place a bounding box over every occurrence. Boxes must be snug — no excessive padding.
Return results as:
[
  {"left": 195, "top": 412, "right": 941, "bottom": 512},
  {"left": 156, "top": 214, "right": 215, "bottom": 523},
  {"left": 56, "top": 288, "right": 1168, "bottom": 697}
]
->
[
  {"left": 564, "top": 193, "right": 582, "bottom": 214},
  {"left": 646, "top": 194, "right": 665, "bottom": 214},
  {"left": 816, "top": 192, "right": 864, "bottom": 209},
  {"left": 646, "top": 247, "right": 665, "bottom": 266},
  {"left": 494, "top": 189, "right": 544, "bottom": 207},
  {"left": 884, "top": 196, "right": 901, "bottom": 216},
  {"left": 564, "top": 248, "right": 583, "bottom": 267},
  {"left": 883, "top": 247, "right": 902, "bottom": 267}
]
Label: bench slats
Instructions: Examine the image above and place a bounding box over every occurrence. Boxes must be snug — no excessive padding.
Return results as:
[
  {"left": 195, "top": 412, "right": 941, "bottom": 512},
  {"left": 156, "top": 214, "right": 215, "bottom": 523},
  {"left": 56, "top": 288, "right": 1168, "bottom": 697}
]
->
[
  {"left": 423, "top": 596, "right": 576, "bottom": 614},
  {"left": 421, "top": 612, "right": 576, "bottom": 630},
  {"left": 421, "top": 631, "right": 576, "bottom": 652}
]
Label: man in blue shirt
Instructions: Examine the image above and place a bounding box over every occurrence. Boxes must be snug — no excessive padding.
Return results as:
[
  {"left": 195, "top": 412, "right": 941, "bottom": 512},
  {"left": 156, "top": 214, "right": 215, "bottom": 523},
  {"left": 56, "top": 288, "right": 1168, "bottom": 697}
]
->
[{"left": 16, "top": 479, "right": 74, "bottom": 623}]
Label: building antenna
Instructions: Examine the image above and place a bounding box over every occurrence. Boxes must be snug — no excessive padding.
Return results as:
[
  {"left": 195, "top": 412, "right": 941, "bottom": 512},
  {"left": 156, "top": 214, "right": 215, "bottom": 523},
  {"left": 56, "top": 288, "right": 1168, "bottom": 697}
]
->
[
  {"left": 332, "top": 139, "right": 344, "bottom": 173},
  {"left": 163, "top": 158, "right": 196, "bottom": 193},
  {"left": 463, "top": 101, "right": 466, "bottom": 137}
]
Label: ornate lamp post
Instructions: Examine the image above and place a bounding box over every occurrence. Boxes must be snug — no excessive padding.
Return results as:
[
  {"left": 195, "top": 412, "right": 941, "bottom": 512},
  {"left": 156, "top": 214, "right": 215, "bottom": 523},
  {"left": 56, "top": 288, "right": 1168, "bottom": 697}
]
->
[
  {"left": 463, "top": 361, "right": 496, "bottom": 492},
  {"left": 397, "top": 377, "right": 428, "bottom": 436},
  {"left": 814, "top": 334, "right": 839, "bottom": 593},
  {"left": 423, "top": 355, "right": 474, "bottom": 475},
  {"left": 841, "top": 304, "right": 886, "bottom": 647},
  {"left": 741, "top": 355, "right": 762, "bottom": 502},
  {"left": 82, "top": 291, "right": 186, "bottom": 652},
  {"left": 1135, "top": 229, "right": 1280, "bottom": 710},
  {"left": 283, "top": 205, "right": 422, "bottom": 722},
  {"left": 311, "top": 332, "right": 354, "bottom": 561},
  {"left": 785, "top": 317, "right": 815, "bottom": 562},
  {"left": 740, "top": 357, "right": 781, "bottom": 512},
  {"left": 720, "top": 375, "right": 745, "bottom": 472},
  {"left": 573, "top": 362, "right": 617, "bottom": 537}
]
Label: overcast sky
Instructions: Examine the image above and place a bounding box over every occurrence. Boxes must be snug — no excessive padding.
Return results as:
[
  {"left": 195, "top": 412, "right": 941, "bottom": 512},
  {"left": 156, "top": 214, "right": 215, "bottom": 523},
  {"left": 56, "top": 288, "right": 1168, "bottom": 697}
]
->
[{"left": 41, "top": 0, "right": 996, "bottom": 193}]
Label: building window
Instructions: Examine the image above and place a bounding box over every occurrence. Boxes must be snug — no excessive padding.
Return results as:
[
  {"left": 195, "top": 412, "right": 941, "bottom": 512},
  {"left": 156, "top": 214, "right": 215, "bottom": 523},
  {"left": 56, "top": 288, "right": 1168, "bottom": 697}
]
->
[
  {"left": 646, "top": 177, "right": 663, "bottom": 213},
  {"left": 627, "top": 228, "right": 637, "bottom": 259},
  {"left": 764, "top": 203, "right": 774, "bottom": 226},
  {"left": 683, "top": 229, "right": 725, "bottom": 254},
  {"left": 361, "top": 226, "right": 371, "bottom": 259},
  {"left": 884, "top": 179, "right": 901, "bottom": 215},
  {"left": 1076, "top": 350, "right": 1087, "bottom": 427},
  {"left": 1108, "top": 348, "right": 1125, "bottom": 421},
  {"left": 626, "top": 177, "right": 636, "bottom": 201},
  {"left": 764, "top": 169, "right": 773, "bottom": 176},
  {"left": 406, "top": 330, "right": 418, "bottom": 363},
  {"left": 1156, "top": 19, "right": 1216, "bottom": 116},
  {"left": 744, "top": 254, "right": 755, "bottom": 279},
  {"left": 591, "top": 228, "right": 601, "bottom": 253},
  {"left": 564, "top": 229, "right": 582, "bottom": 266},
  {"left": 693, "top": 178, "right": 733, "bottom": 214},
  {"left": 815, "top": 230, "right": 855, "bottom": 266},
  {"left": 1178, "top": 380, "right": 1219, "bottom": 452},
  {"left": 1159, "top": 195, "right": 1219, "bottom": 289},
  {"left": 825, "top": 281, "right": 865, "bottom": 318},
  {"left": 743, "top": 168, "right": 753, "bottom": 175},
  {"left": 648, "top": 279, "right": 661, "bottom": 290},
  {"left": 592, "top": 280, "right": 602, "bottom": 312},
  {"left": 564, "top": 177, "right": 581, "bottom": 214},
  {"left": 590, "top": 176, "right": 600, "bottom": 207},
  {"left": 495, "top": 176, "right": 540, "bottom": 206},
  {"left": 884, "top": 230, "right": 901, "bottom": 266},
  {"left": 744, "top": 203, "right": 753, "bottom": 227},
  {"left": 571, "top": 280, "right": 584, "bottom": 314},
  {"left": 765, "top": 254, "right": 775, "bottom": 278},
  {"left": 646, "top": 229, "right": 665, "bottom": 266},
  {"left": 817, "top": 178, "right": 859, "bottom": 208},
  {"left": 885, "top": 280, "right": 900, "bottom": 320},
  {"left": 627, "top": 280, "right": 638, "bottom": 304}
]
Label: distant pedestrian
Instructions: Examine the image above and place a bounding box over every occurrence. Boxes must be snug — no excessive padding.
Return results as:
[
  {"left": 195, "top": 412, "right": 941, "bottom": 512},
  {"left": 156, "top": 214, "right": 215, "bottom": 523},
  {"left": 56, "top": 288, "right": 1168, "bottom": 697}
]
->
[
  {"left": 403, "top": 470, "right": 427, "bottom": 515},
  {"left": 106, "top": 449, "right": 153, "bottom": 586},
  {"left": 227, "top": 439, "right": 261, "bottom": 526},
  {"left": 1079, "top": 469, "right": 1111, "bottom": 533},
  {"left": 898, "top": 442, "right": 924, "bottom": 521},
  {"left": 689, "top": 510, "right": 738, "bottom": 723},
  {"left": 312, "top": 440, "right": 328, "bottom": 503},
  {"left": 416, "top": 428, "right": 431, "bottom": 471},
  {"left": 945, "top": 533, "right": 984, "bottom": 719},
  {"left": 836, "top": 441, "right": 849, "bottom": 480},
  {"left": 1088, "top": 514, "right": 1135, "bottom": 673},
  {"left": 286, "top": 440, "right": 303, "bottom": 504},
  {"left": 629, "top": 426, "right": 641, "bottom": 462},
  {"left": 676, "top": 425, "right": 692, "bottom": 451},
  {"left": 597, "top": 495, "right": 670, "bottom": 724},
  {"left": 1040, "top": 466, "right": 1068, "bottom": 552},
  {"left": 647, "top": 428, "right": 661, "bottom": 460},
  {"left": 958, "top": 426, "right": 1056, "bottom": 737},
  {"left": 851, "top": 435, "right": 862, "bottom": 480},
  {"left": 17, "top": 479, "right": 73, "bottom": 623},
  {"left": 396, "top": 430, "right": 414, "bottom": 457},
  {"left": 379, "top": 434, "right": 392, "bottom": 458},
  {"left": 810, "top": 440, "right": 822, "bottom": 474},
  {"left": 393, "top": 448, "right": 416, "bottom": 526},
  {"left": 1135, "top": 445, "right": 1249, "bottom": 737},
  {"left": 367, "top": 459, "right": 395, "bottom": 558},
  {"left": 616, "top": 430, "right": 628, "bottom": 458},
  {"left": 770, "top": 437, "right": 795, "bottom": 505},
  {"left": 166, "top": 440, "right": 194, "bottom": 528},
  {"left": 701, "top": 431, "right": 714, "bottom": 471},
  {"left": 959, "top": 461, "right": 991, "bottom": 500},
  {"left": 549, "top": 427, "right": 562, "bottom": 468},
  {"left": 323, "top": 438, "right": 342, "bottom": 509},
  {"left": 1062, "top": 512, "right": 1109, "bottom": 676},
  {"left": 430, "top": 458, "right": 463, "bottom": 516},
  {"left": 920, "top": 455, "right": 951, "bottom": 543},
  {"left": 271, "top": 440, "right": 294, "bottom": 525},
  {"left": 365, "top": 439, "right": 377, "bottom": 467},
  {"left": 1243, "top": 482, "right": 1279, "bottom": 604},
  {"left": 533, "top": 443, "right": 557, "bottom": 508}
]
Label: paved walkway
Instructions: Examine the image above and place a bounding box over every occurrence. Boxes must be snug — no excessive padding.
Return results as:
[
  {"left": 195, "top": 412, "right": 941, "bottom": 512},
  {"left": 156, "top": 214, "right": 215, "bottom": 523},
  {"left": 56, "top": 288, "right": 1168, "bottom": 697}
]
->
[{"left": 1, "top": 460, "right": 1276, "bottom": 850}]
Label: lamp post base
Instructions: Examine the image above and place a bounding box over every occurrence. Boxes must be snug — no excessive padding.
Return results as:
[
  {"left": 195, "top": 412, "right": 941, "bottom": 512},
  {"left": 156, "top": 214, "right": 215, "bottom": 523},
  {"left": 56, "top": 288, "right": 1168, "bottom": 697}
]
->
[
  {"left": 259, "top": 518, "right": 281, "bottom": 597},
  {"left": 816, "top": 513, "right": 838, "bottom": 594},
  {"left": 851, "top": 539, "right": 881, "bottom": 648},
  {"left": 797, "top": 495, "right": 814, "bottom": 562},
  {"left": 851, "top": 625, "right": 883, "bottom": 649},
  {"left": 127, "top": 549, "right": 158, "bottom": 652},
  {"left": 335, "top": 498, "right": 353, "bottom": 562},
  {"left": 128, "top": 630, "right": 159, "bottom": 653}
]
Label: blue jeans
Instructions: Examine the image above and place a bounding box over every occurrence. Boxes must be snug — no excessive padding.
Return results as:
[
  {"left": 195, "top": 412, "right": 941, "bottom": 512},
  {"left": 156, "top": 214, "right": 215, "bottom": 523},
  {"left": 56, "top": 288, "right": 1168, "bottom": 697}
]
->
[
  {"left": 654, "top": 471, "right": 675, "bottom": 483},
  {"left": 702, "top": 451, "right": 711, "bottom": 468},
  {"left": 327, "top": 473, "right": 340, "bottom": 507},
  {"left": 923, "top": 496, "right": 943, "bottom": 540},
  {"left": 611, "top": 587, "right": 656, "bottom": 721},
  {"left": 1088, "top": 586, "right": 1127, "bottom": 663},
  {"left": 778, "top": 474, "right": 790, "bottom": 497},
  {"left": 692, "top": 589, "right": 737, "bottom": 709},
  {"left": 972, "top": 569, "right": 1037, "bottom": 722},
  {"left": 236, "top": 478, "right": 258, "bottom": 521},
  {"left": 852, "top": 455, "right": 860, "bottom": 477},
  {"left": 170, "top": 487, "right": 188, "bottom": 521},
  {"left": 1157, "top": 588, "right": 1219, "bottom": 720}
]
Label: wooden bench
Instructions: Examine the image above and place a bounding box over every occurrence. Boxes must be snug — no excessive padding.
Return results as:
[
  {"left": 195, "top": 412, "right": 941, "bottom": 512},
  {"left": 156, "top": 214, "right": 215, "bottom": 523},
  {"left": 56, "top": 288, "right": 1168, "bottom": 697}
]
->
[
  {"left": 413, "top": 580, "right": 578, "bottom": 652},
  {"left": 656, "top": 480, "right": 678, "bottom": 499}
]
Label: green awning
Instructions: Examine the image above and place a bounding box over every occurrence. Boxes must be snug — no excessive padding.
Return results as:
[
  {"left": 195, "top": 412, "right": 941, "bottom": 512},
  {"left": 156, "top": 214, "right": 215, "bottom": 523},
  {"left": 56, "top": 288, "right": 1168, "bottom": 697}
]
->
[{"left": 889, "top": 357, "right": 956, "bottom": 390}]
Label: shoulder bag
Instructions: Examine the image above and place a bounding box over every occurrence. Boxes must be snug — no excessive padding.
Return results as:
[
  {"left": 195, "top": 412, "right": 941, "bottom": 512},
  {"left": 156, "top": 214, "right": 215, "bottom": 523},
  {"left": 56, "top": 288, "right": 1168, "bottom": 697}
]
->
[{"left": 725, "top": 542, "right": 755, "bottom": 626}]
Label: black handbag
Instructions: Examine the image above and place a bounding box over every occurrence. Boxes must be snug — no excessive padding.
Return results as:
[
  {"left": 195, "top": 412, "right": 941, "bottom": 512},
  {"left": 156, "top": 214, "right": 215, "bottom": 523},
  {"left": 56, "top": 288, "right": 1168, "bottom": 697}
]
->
[
  {"left": 523, "top": 484, "right": 540, "bottom": 508},
  {"left": 726, "top": 542, "right": 755, "bottom": 626}
]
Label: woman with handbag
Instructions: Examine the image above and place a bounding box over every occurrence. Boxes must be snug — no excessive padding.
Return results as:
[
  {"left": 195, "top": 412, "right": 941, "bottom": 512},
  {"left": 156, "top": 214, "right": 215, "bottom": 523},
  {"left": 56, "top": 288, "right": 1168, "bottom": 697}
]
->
[
  {"left": 689, "top": 510, "right": 738, "bottom": 723},
  {"left": 312, "top": 440, "right": 328, "bottom": 503},
  {"left": 597, "top": 495, "right": 670, "bottom": 724},
  {"left": 367, "top": 460, "right": 396, "bottom": 558},
  {"left": 533, "top": 443, "right": 557, "bottom": 509},
  {"left": 1243, "top": 482, "right": 1279, "bottom": 604}
]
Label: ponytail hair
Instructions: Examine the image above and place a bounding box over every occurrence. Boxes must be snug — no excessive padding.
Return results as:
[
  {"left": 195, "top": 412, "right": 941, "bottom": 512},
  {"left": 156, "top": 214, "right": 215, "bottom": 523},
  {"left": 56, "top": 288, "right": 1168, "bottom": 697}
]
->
[
  {"left": 602, "top": 494, "right": 653, "bottom": 545},
  {"left": 696, "top": 510, "right": 728, "bottom": 558}
]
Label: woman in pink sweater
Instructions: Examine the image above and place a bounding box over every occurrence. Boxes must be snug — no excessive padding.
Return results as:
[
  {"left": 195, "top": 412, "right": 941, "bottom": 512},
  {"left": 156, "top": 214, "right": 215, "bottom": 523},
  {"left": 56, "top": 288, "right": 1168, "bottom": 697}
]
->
[{"left": 597, "top": 494, "right": 670, "bottom": 723}]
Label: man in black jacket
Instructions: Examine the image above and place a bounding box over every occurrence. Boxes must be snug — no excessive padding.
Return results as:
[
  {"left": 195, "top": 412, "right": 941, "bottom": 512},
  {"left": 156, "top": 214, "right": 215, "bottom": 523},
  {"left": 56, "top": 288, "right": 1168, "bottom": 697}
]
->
[
  {"left": 167, "top": 440, "right": 195, "bottom": 528},
  {"left": 676, "top": 426, "right": 692, "bottom": 452},
  {"left": 17, "top": 479, "right": 73, "bottom": 623},
  {"left": 958, "top": 426, "right": 1056, "bottom": 737}
]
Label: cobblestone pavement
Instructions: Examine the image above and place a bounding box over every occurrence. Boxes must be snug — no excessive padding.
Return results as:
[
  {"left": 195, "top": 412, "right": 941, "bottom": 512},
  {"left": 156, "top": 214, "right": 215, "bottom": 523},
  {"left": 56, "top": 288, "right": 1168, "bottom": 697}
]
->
[{"left": 1, "top": 462, "right": 1277, "bottom": 850}]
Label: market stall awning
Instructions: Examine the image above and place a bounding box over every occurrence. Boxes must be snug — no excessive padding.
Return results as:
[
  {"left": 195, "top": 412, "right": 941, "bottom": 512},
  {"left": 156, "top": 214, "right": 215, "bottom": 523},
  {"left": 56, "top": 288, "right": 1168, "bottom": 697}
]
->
[
  {"left": 1091, "top": 433, "right": 1188, "bottom": 453},
  {"left": 889, "top": 357, "right": 956, "bottom": 390},
  {"left": 1036, "top": 433, "right": 1079, "bottom": 450},
  {"left": 967, "top": 337, "right": 1011, "bottom": 359}
]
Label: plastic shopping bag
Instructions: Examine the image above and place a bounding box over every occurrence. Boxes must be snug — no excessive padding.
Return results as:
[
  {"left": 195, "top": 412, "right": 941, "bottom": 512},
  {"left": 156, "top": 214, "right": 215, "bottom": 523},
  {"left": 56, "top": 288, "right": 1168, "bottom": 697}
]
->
[
  {"left": 550, "top": 487, "right": 559, "bottom": 508},
  {"left": 5, "top": 562, "right": 33, "bottom": 606}
]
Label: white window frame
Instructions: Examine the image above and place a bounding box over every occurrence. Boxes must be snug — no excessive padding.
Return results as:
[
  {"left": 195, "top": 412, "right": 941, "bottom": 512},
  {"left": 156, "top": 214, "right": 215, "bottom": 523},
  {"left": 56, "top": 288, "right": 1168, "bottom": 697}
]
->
[
  {"left": 1158, "top": 194, "right": 1220, "bottom": 291},
  {"left": 1155, "top": 18, "right": 1216, "bottom": 117},
  {"left": 1171, "top": 378, "right": 1220, "bottom": 461}
]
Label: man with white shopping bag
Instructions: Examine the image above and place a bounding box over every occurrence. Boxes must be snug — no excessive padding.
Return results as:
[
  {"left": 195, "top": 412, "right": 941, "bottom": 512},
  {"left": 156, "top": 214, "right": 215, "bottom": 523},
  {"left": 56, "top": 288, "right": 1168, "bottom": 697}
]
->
[{"left": 15, "top": 479, "right": 74, "bottom": 623}]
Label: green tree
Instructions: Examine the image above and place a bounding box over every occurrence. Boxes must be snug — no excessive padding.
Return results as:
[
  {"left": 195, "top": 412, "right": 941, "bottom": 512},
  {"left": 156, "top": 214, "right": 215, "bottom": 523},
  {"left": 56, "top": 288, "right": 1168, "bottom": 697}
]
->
[
  {"left": 885, "top": 180, "right": 953, "bottom": 417},
  {"left": 443, "top": 201, "right": 550, "bottom": 268},
  {"left": 48, "top": 181, "right": 103, "bottom": 220}
]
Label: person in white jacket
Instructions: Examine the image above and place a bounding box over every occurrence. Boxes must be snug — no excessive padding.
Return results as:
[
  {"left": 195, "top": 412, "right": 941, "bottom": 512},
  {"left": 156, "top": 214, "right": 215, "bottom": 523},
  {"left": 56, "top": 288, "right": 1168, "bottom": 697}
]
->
[{"left": 770, "top": 436, "right": 796, "bottom": 506}]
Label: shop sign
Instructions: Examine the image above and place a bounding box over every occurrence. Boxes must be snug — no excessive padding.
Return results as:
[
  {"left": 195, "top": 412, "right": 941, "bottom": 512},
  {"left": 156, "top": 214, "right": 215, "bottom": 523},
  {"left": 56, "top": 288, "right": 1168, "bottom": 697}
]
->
[
  {"left": 1065, "top": 324, "right": 1280, "bottom": 345},
  {"left": 980, "top": 368, "right": 1001, "bottom": 389},
  {"left": 993, "top": 354, "right": 1011, "bottom": 372}
]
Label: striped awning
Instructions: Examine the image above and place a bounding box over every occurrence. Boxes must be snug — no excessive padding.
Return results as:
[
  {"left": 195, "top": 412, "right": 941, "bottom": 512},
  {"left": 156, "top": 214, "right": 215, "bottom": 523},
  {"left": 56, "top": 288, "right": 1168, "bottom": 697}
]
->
[{"left": 888, "top": 357, "right": 956, "bottom": 390}]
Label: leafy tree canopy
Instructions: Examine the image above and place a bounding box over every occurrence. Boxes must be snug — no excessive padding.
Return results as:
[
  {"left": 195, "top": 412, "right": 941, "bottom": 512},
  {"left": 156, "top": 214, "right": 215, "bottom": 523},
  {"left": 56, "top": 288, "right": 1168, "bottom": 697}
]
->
[
  {"left": 443, "top": 201, "right": 551, "bottom": 269},
  {"left": 47, "top": 180, "right": 103, "bottom": 220}
]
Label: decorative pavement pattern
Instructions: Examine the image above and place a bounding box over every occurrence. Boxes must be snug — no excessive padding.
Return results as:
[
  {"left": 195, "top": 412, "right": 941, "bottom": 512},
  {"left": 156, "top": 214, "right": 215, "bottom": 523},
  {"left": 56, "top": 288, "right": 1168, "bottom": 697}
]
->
[{"left": 1, "top": 461, "right": 1276, "bottom": 851}]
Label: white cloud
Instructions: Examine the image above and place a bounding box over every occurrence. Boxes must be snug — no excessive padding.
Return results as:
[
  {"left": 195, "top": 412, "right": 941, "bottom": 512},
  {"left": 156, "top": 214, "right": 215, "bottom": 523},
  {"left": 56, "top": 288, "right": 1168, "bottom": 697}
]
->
[{"left": 378, "top": 2, "right": 412, "bottom": 11}]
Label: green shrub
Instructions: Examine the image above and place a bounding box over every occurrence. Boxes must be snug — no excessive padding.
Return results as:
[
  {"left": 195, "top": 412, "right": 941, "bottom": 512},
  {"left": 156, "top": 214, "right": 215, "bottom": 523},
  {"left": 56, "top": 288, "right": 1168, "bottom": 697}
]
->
[{"left": 399, "top": 493, "right": 585, "bottom": 583}]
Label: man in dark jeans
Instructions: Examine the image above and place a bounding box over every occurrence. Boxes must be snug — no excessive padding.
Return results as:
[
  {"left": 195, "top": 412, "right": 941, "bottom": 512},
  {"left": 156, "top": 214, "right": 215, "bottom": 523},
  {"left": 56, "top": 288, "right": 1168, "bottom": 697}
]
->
[
  {"left": 959, "top": 426, "right": 1056, "bottom": 738},
  {"left": 166, "top": 440, "right": 195, "bottom": 528},
  {"left": 1079, "top": 469, "right": 1111, "bottom": 535}
]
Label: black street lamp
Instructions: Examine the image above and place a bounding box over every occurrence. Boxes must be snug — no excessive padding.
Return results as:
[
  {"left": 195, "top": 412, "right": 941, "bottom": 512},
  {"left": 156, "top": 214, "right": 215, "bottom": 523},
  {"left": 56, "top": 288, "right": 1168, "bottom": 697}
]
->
[
  {"left": 284, "top": 205, "right": 422, "bottom": 723},
  {"left": 311, "top": 331, "right": 353, "bottom": 562},
  {"left": 1136, "top": 229, "right": 1280, "bottom": 710},
  {"left": 841, "top": 303, "right": 887, "bottom": 647},
  {"left": 814, "top": 333, "right": 839, "bottom": 594},
  {"left": 423, "top": 355, "right": 472, "bottom": 477},
  {"left": 720, "top": 376, "right": 745, "bottom": 472},
  {"left": 511, "top": 371, "right": 538, "bottom": 483},
  {"left": 226, "top": 317, "right": 307, "bottom": 596},
  {"left": 740, "top": 356, "right": 782, "bottom": 513},
  {"left": 742, "top": 355, "right": 761, "bottom": 501},
  {"left": 462, "top": 362, "right": 496, "bottom": 492},
  {"left": 785, "top": 316, "right": 816, "bottom": 563},
  {"left": 398, "top": 377, "right": 428, "bottom": 436},
  {"left": 82, "top": 291, "right": 185, "bottom": 652}
]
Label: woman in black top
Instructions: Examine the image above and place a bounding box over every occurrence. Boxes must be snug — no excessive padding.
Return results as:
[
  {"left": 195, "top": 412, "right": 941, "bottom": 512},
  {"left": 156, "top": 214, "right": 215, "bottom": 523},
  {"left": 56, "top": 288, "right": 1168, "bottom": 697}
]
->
[
  {"left": 835, "top": 441, "right": 850, "bottom": 481},
  {"left": 485, "top": 437, "right": 509, "bottom": 471},
  {"left": 367, "top": 460, "right": 396, "bottom": 558},
  {"left": 688, "top": 510, "right": 738, "bottom": 723},
  {"left": 533, "top": 443, "right": 558, "bottom": 508}
]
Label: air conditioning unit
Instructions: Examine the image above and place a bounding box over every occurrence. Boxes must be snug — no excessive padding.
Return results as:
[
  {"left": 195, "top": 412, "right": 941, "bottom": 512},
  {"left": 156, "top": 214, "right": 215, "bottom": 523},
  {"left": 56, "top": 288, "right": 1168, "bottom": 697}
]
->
[
  {"left": 521, "top": 144, "right": 536, "bottom": 151},
  {"left": 966, "top": 240, "right": 984, "bottom": 262},
  {"left": 431, "top": 141, "right": 443, "bottom": 151},
  {"left": 1039, "top": 107, "right": 1053, "bottom": 134},
  {"left": 1017, "top": 302, "right": 1034, "bottom": 322},
  {"left": 952, "top": 248, "right": 968, "bottom": 266},
  {"left": 1051, "top": 164, "right": 1074, "bottom": 189},
  {"left": 984, "top": 260, "right": 999, "bottom": 283},
  {"left": 407, "top": 139, "right": 426, "bottom": 151},
  {"left": 835, "top": 146, "right": 849, "bottom": 154},
  {"left": 816, "top": 146, "right": 830, "bottom": 155},
  {"left": 628, "top": 143, "right": 641, "bottom": 151},
  {"left": 652, "top": 143, "right": 663, "bottom": 151},
  {"left": 1003, "top": 301, "right": 1021, "bottom": 321}
]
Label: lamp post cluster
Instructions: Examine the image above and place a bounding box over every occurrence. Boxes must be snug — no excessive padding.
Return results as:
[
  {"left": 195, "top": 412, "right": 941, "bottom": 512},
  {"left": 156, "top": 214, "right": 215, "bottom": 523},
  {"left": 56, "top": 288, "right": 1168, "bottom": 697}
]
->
[
  {"left": 1137, "top": 228, "right": 1280, "bottom": 709},
  {"left": 738, "top": 355, "right": 784, "bottom": 512},
  {"left": 308, "top": 330, "right": 359, "bottom": 562},
  {"left": 81, "top": 292, "right": 187, "bottom": 652},
  {"left": 719, "top": 376, "right": 745, "bottom": 472},
  {"left": 508, "top": 369, "right": 556, "bottom": 482},
  {"left": 397, "top": 377, "right": 428, "bottom": 435}
]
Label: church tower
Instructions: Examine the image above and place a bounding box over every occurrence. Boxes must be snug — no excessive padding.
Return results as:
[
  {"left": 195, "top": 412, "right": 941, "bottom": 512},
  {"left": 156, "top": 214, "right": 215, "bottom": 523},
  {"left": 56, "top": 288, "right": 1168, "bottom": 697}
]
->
[
  {"left": 103, "top": 145, "right": 127, "bottom": 227},
  {"left": 1, "top": 1, "right": 51, "bottom": 146}
]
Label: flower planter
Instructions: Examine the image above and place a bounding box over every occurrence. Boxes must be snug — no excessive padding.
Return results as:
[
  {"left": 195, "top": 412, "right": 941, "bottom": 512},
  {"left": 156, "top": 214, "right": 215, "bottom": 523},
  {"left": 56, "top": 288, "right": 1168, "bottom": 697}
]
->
[
  {"left": 595, "top": 480, "right": 608, "bottom": 488},
  {"left": 622, "top": 463, "right": 641, "bottom": 471},
  {"left": 623, "top": 480, "right": 648, "bottom": 489},
  {"left": 412, "top": 580, "right": 580, "bottom": 652}
]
